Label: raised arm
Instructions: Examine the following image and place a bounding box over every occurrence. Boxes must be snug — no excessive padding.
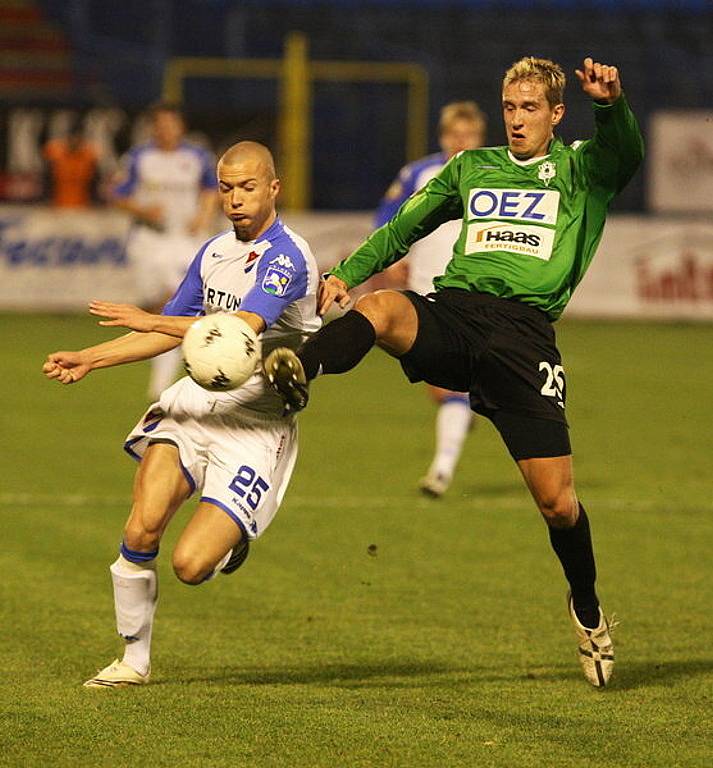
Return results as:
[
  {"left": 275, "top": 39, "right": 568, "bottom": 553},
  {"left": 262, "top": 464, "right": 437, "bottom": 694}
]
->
[
  {"left": 44, "top": 307, "right": 266, "bottom": 386},
  {"left": 574, "top": 57, "right": 645, "bottom": 194}
]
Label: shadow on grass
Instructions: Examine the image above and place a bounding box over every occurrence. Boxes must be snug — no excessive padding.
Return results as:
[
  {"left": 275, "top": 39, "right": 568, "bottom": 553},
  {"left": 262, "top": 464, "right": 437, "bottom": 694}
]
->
[
  {"left": 160, "top": 656, "right": 713, "bottom": 690},
  {"left": 167, "top": 661, "right": 582, "bottom": 689},
  {"left": 610, "top": 657, "right": 713, "bottom": 691},
  {"left": 166, "top": 660, "right": 476, "bottom": 688}
]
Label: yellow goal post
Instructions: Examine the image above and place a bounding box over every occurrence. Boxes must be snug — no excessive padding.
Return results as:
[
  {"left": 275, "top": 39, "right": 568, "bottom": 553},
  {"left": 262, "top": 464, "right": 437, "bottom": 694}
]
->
[{"left": 162, "top": 32, "right": 429, "bottom": 210}]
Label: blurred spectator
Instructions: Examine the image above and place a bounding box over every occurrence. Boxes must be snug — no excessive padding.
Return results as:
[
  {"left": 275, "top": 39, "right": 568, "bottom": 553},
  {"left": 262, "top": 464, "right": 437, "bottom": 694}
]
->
[
  {"left": 43, "top": 126, "right": 98, "bottom": 208},
  {"left": 110, "top": 102, "right": 218, "bottom": 399},
  {"left": 374, "top": 100, "right": 486, "bottom": 498}
]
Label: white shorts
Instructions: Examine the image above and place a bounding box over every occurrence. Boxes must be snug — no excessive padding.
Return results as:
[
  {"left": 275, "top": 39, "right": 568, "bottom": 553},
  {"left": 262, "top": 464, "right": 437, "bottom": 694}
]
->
[
  {"left": 124, "top": 404, "right": 298, "bottom": 540},
  {"left": 126, "top": 227, "right": 204, "bottom": 306}
]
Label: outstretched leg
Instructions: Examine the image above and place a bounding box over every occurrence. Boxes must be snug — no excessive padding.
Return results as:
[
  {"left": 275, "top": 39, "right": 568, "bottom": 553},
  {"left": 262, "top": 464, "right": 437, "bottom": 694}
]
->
[{"left": 265, "top": 290, "right": 417, "bottom": 411}]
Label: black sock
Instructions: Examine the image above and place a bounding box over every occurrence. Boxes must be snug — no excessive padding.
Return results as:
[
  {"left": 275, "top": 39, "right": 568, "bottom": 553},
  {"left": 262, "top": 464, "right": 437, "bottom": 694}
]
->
[
  {"left": 548, "top": 503, "right": 600, "bottom": 628},
  {"left": 299, "top": 309, "right": 377, "bottom": 380}
]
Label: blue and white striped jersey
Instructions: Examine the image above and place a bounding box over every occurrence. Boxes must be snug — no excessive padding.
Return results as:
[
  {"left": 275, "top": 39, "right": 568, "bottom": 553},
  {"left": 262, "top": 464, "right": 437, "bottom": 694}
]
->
[
  {"left": 113, "top": 141, "right": 216, "bottom": 235},
  {"left": 375, "top": 152, "right": 462, "bottom": 295},
  {"left": 160, "top": 216, "right": 321, "bottom": 418},
  {"left": 374, "top": 152, "right": 446, "bottom": 228}
]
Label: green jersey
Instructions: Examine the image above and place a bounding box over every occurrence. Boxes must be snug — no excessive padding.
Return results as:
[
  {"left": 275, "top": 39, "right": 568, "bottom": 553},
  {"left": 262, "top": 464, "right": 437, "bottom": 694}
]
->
[{"left": 331, "top": 95, "right": 644, "bottom": 320}]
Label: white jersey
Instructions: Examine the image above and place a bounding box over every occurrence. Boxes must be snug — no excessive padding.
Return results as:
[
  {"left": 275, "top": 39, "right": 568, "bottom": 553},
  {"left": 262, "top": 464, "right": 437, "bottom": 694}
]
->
[
  {"left": 123, "top": 216, "right": 320, "bottom": 539},
  {"left": 114, "top": 140, "right": 217, "bottom": 304},
  {"left": 113, "top": 140, "right": 216, "bottom": 235},
  {"left": 158, "top": 216, "right": 321, "bottom": 420},
  {"left": 375, "top": 152, "right": 461, "bottom": 295}
]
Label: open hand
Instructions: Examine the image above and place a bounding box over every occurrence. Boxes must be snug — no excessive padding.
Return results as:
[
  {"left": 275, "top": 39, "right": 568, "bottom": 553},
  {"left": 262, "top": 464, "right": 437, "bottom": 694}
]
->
[
  {"left": 89, "top": 300, "right": 157, "bottom": 332},
  {"left": 575, "top": 57, "right": 622, "bottom": 104}
]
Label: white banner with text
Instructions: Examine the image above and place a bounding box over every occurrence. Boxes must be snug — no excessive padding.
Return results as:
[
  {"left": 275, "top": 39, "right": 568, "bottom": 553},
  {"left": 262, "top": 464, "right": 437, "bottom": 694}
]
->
[{"left": 1, "top": 206, "right": 712, "bottom": 320}]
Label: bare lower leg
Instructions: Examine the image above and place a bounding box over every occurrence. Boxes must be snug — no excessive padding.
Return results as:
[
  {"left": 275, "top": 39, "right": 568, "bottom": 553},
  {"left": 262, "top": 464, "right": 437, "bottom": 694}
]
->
[
  {"left": 115, "top": 443, "right": 191, "bottom": 674},
  {"left": 518, "top": 455, "right": 600, "bottom": 627}
]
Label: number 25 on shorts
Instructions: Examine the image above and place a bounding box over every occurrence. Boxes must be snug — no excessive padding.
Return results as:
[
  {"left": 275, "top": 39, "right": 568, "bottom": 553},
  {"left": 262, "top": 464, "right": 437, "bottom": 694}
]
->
[{"left": 228, "top": 465, "right": 271, "bottom": 511}]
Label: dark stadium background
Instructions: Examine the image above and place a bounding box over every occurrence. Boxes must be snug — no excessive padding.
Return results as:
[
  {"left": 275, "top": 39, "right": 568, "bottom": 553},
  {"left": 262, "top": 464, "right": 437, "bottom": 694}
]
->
[
  {"left": 1, "top": 0, "right": 710, "bottom": 209},
  {"left": 2, "top": 4, "right": 712, "bottom": 766}
]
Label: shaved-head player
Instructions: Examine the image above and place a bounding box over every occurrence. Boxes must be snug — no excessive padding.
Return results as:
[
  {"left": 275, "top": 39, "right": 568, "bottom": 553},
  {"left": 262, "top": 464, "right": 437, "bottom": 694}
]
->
[{"left": 44, "top": 141, "right": 322, "bottom": 688}]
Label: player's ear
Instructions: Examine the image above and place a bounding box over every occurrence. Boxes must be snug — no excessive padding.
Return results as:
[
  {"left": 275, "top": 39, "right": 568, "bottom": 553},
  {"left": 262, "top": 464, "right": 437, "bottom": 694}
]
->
[
  {"left": 552, "top": 103, "right": 565, "bottom": 127},
  {"left": 271, "top": 178, "right": 280, "bottom": 198}
]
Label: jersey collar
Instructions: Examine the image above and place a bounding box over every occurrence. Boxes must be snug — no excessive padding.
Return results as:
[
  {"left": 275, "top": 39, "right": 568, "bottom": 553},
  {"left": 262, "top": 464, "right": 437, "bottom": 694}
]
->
[
  {"left": 507, "top": 137, "right": 563, "bottom": 166},
  {"left": 254, "top": 215, "right": 283, "bottom": 245}
]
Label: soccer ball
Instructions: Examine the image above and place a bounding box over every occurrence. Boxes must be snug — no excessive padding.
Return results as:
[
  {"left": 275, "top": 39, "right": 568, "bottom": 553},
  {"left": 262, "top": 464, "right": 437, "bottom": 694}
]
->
[{"left": 182, "top": 313, "right": 261, "bottom": 391}]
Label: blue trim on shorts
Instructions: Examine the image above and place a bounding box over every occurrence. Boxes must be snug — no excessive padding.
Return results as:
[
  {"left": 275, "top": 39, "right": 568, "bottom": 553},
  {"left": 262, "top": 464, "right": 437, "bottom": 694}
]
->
[
  {"left": 123, "top": 437, "right": 142, "bottom": 462},
  {"left": 200, "top": 495, "right": 251, "bottom": 540},
  {"left": 176, "top": 458, "right": 197, "bottom": 496},
  {"left": 120, "top": 541, "right": 159, "bottom": 563},
  {"left": 123, "top": 435, "right": 197, "bottom": 497},
  {"left": 441, "top": 394, "right": 470, "bottom": 406},
  {"left": 148, "top": 438, "right": 197, "bottom": 496}
]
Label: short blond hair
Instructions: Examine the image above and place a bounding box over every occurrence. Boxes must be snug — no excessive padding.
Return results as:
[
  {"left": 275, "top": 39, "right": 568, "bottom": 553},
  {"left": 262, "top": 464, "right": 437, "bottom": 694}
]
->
[
  {"left": 438, "top": 100, "right": 486, "bottom": 136},
  {"left": 503, "top": 57, "right": 566, "bottom": 108}
]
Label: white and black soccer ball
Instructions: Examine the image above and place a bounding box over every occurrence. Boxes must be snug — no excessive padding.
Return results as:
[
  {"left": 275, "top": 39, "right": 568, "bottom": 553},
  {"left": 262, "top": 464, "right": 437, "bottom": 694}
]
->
[{"left": 182, "top": 313, "right": 261, "bottom": 391}]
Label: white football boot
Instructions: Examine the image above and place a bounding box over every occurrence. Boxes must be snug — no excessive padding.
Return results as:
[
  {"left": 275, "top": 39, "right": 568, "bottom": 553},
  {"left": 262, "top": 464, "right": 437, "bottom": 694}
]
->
[
  {"left": 567, "top": 592, "right": 615, "bottom": 688},
  {"left": 418, "top": 471, "right": 451, "bottom": 498},
  {"left": 83, "top": 659, "right": 150, "bottom": 689}
]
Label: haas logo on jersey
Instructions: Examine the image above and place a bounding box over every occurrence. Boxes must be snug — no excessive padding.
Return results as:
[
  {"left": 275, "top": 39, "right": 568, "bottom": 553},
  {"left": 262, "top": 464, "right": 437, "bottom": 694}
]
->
[{"left": 466, "top": 187, "right": 559, "bottom": 262}]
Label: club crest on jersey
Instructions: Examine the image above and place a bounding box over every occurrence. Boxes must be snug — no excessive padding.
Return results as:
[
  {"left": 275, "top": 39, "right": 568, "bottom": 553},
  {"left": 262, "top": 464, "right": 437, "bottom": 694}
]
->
[
  {"left": 262, "top": 266, "right": 292, "bottom": 296},
  {"left": 244, "top": 250, "right": 260, "bottom": 273},
  {"left": 537, "top": 161, "right": 556, "bottom": 186}
]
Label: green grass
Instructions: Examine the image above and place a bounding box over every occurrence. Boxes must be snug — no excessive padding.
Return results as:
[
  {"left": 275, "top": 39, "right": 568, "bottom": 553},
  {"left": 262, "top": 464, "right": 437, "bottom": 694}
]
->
[{"left": 1, "top": 314, "right": 711, "bottom": 767}]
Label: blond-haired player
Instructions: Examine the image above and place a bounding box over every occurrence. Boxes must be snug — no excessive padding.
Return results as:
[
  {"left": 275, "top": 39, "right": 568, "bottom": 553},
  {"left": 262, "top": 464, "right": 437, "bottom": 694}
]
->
[{"left": 267, "top": 58, "right": 644, "bottom": 688}]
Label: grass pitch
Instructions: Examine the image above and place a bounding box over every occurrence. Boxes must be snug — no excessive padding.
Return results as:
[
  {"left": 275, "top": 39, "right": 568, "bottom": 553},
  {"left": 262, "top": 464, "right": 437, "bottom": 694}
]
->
[{"left": 1, "top": 314, "right": 712, "bottom": 768}]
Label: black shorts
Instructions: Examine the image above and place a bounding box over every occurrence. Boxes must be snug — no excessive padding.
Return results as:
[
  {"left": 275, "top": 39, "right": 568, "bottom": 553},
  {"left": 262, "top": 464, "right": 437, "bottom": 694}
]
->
[{"left": 399, "top": 288, "right": 571, "bottom": 460}]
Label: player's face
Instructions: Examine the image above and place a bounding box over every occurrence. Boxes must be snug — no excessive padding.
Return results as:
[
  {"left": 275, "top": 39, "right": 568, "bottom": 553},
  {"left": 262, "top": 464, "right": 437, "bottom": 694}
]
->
[
  {"left": 152, "top": 111, "right": 185, "bottom": 150},
  {"left": 440, "top": 118, "right": 485, "bottom": 157},
  {"left": 502, "top": 79, "right": 564, "bottom": 160},
  {"left": 218, "top": 158, "right": 280, "bottom": 242}
]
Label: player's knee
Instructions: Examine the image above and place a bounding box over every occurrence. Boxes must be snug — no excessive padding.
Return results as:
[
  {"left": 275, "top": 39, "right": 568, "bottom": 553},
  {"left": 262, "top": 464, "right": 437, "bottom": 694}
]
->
[
  {"left": 538, "top": 491, "right": 577, "bottom": 528},
  {"left": 171, "top": 550, "right": 211, "bottom": 586},
  {"left": 354, "top": 291, "right": 400, "bottom": 337}
]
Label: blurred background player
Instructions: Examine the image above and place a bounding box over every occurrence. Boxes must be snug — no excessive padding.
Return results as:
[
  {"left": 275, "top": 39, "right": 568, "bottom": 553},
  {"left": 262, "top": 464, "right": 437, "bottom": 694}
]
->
[
  {"left": 111, "top": 102, "right": 218, "bottom": 399},
  {"left": 43, "top": 141, "right": 321, "bottom": 688},
  {"left": 43, "top": 124, "right": 98, "bottom": 208},
  {"left": 375, "top": 101, "right": 487, "bottom": 497}
]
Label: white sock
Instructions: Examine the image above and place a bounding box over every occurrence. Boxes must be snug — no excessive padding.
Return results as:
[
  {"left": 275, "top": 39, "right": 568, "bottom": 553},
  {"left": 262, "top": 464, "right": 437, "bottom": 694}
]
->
[
  {"left": 148, "top": 347, "right": 182, "bottom": 400},
  {"left": 110, "top": 555, "right": 158, "bottom": 677},
  {"left": 429, "top": 398, "right": 472, "bottom": 479}
]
